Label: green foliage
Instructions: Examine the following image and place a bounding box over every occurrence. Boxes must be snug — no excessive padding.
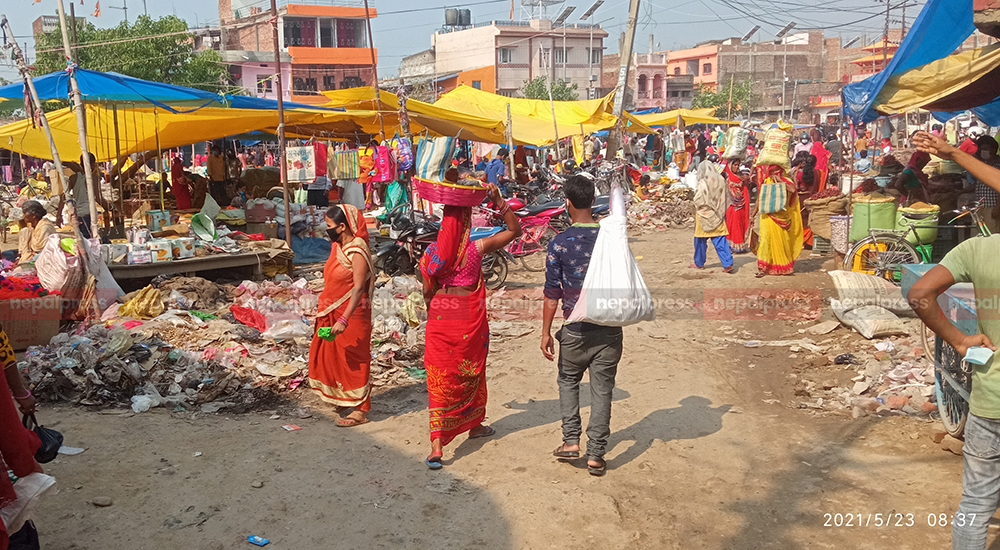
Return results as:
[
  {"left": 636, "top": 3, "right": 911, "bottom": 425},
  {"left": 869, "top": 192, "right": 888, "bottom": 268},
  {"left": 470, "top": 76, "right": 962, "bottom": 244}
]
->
[
  {"left": 520, "top": 77, "right": 579, "bottom": 101},
  {"left": 690, "top": 78, "right": 757, "bottom": 119},
  {"left": 33, "top": 15, "right": 230, "bottom": 93}
]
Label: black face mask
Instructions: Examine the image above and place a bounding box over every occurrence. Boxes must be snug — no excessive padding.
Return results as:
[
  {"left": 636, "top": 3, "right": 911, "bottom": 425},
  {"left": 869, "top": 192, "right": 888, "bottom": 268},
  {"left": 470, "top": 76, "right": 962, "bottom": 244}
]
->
[{"left": 327, "top": 228, "right": 341, "bottom": 241}]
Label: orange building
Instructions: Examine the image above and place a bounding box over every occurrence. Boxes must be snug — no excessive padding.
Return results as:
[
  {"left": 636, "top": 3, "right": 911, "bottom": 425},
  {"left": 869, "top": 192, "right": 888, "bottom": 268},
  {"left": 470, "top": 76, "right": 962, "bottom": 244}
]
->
[{"left": 217, "top": 0, "right": 377, "bottom": 105}]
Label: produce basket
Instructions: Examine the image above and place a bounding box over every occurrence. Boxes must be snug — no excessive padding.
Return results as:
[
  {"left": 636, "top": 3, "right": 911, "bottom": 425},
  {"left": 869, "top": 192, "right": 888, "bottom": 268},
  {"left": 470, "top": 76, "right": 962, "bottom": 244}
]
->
[{"left": 413, "top": 177, "right": 488, "bottom": 207}]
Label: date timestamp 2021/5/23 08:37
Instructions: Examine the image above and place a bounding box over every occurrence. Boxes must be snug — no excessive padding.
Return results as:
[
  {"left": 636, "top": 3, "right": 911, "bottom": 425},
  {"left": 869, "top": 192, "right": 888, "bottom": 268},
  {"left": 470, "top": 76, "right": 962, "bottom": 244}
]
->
[{"left": 823, "top": 513, "right": 978, "bottom": 528}]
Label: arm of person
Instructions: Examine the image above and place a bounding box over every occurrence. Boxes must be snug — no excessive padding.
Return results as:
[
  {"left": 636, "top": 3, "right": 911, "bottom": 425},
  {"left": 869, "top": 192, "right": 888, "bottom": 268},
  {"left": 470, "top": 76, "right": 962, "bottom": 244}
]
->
[
  {"left": 908, "top": 264, "right": 995, "bottom": 357},
  {"left": 331, "top": 252, "right": 369, "bottom": 336},
  {"left": 541, "top": 297, "right": 559, "bottom": 361},
  {"left": 541, "top": 239, "right": 562, "bottom": 361},
  {"left": 3, "top": 339, "right": 35, "bottom": 415},
  {"left": 479, "top": 184, "right": 523, "bottom": 254},
  {"left": 915, "top": 131, "right": 1000, "bottom": 193}
]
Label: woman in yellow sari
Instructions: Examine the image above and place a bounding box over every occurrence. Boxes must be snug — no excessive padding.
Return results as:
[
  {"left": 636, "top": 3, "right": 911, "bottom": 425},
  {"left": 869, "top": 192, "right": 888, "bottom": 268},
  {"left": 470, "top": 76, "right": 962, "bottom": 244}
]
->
[
  {"left": 309, "top": 204, "right": 375, "bottom": 426},
  {"left": 756, "top": 166, "right": 804, "bottom": 276}
]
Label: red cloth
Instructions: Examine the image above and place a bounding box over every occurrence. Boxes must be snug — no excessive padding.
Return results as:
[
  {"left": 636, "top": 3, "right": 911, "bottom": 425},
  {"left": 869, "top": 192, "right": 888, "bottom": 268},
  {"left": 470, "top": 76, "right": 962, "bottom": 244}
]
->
[
  {"left": 420, "top": 206, "right": 470, "bottom": 284},
  {"left": 308, "top": 245, "right": 373, "bottom": 410},
  {"left": 229, "top": 305, "right": 267, "bottom": 332},
  {"left": 313, "top": 142, "right": 327, "bottom": 177},
  {"left": 0, "top": 327, "right": 41, "bottom": 549},
  {"left": 959, "top": 138, "right": 978, "bottom": 155},
  {"left": 724, "top": 164, "right": 750, "bottom": 253},
  {"left": 810, "top": 141, "right": 831, "bottom": 190},
  {"left": 425, "top": 282, "right": 489, "bottom": 445}
]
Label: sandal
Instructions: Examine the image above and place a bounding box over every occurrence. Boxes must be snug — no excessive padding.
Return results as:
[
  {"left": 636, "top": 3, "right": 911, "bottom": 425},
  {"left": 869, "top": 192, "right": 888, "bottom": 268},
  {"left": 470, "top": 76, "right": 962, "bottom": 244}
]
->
[
  {"left": 425, "top": 455, "right": 443, "bottom": 470},
  {"left": 468, "top": 425, "right": 496, "bottom": 439},
  {"left": 587, "top": 457, "right": 607, "bottom": 477},
  {"left": 552, "top": 444, "right": 580, "bottom": 458},
  {"left": 336, "top": 416, "right": 369, "bottom": 428},
  {"left": 688, "top": 263, "right": 704, "bottom": 269},
  {"left": 722, "top": 266, "right": 734, "bottom": 274}
]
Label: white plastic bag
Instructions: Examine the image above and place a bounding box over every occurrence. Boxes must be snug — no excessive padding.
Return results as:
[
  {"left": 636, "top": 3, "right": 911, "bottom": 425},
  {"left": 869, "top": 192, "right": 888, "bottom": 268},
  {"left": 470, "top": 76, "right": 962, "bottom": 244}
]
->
[
  {"left": 566, "top": 215, "right": 655, "bottom": 326},
  {"left": 36, "top": 234, "right": 73, "bottom": 291},
  {"left": 830, "top": 299, "right": 908, "bottom": 339}
]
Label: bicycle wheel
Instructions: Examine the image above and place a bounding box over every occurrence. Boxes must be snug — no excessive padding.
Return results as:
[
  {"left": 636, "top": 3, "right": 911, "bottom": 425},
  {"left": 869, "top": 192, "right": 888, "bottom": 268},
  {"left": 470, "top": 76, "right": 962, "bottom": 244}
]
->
[
  {"left": 482, "top": 251, "right": 508, "bottom": 290},
  {"left": 845, "top": 234, "right": 920, "bottom": 283},
  {"left": 935, "top": 336, "right": 971, "bottom": 439},
  {"left": 520, "top": 226, "right": 557, "bottom": 272}
]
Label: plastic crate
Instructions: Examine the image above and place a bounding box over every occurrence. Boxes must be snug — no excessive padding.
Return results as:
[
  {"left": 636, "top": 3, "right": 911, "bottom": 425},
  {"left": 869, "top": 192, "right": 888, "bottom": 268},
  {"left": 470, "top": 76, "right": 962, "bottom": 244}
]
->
[{"left": 813, "top": 235, "right": 832, "bottom": 254}]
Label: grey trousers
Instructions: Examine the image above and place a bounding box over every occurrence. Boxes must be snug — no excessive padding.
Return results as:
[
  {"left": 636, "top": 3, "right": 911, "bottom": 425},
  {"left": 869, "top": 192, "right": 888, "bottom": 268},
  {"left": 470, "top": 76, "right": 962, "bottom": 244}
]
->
[{"left": 556, "top": 324, "right": 623, "bottom": 459}]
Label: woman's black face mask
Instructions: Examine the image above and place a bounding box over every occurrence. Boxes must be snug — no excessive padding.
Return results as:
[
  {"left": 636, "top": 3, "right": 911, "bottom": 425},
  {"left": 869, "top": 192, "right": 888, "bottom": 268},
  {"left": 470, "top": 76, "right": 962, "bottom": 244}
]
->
[{"left": 327, "top": 227, "right": 342, "bottom": 241}]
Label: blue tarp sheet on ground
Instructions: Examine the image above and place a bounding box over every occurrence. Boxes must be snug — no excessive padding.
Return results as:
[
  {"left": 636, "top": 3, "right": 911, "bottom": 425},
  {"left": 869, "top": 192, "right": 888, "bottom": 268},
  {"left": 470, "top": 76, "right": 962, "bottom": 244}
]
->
[
  {"left": 843, "top": 0, "right": 975, "bottom": 123},
  {"left": 291, "top": 235, "right": 332, "bottom": 265}
]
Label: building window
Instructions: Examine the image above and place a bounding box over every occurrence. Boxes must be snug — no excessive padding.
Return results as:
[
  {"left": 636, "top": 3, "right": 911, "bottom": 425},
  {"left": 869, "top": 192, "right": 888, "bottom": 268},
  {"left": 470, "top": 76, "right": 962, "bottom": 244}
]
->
[
  {"left": 336, "top": 19, "right": 366, "bottom": 48},
  {"left": 554, "top": 47, "right": 567, "bottom": 64},
  {"left": 703, "top": 63, "right": 712, "bottom": 75},
  {"left": 670, "top": 90, "right": 679, "bottom": 97},
  {"left": 323, "top": 75, "right": 338, "bottom": 90},
  {"left": 674, "top": 67, "right": 681, "bottom": 76},
  {"left": 472, "top": 80, "right": 482, "bottom": 90},
  {"left": 681, "top": 90, "right": 691, "bottom": 97},
  {"left": 283, "top": 18, "right": 316, "bottom": 48},
  {"left": 497, "top": 89, "right": 516, "bottom": 97},
  {"left": 257, "top": 76, "right": 273, "bottom": 95},
  {"left": 319, "top": 19, "right": 335, "bottom": 48},
  {"left": 590, "top": 48, "right": 601, "bottom": 64},
  {"left": 498, "top": 48, "right": 514, "bottom": 64}
]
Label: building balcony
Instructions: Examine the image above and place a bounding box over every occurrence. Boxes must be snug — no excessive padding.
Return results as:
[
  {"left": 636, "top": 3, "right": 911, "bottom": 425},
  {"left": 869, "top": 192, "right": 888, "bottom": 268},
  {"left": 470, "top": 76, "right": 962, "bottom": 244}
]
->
[
  {"left": 652, "top": 90, "right": 662, "bottom": 98},
  {"left": 287, "top": 46, "right": 375, "bottom": 65},
  {"left": 637, "top": 90, "right": 649, "bottom": 99}
]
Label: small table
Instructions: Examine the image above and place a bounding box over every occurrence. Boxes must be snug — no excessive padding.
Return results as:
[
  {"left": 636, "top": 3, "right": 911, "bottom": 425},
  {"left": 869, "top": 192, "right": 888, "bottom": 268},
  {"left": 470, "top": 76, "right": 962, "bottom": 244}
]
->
[{"left": 108, "top": 250, "right": 270, "bottom": 280}]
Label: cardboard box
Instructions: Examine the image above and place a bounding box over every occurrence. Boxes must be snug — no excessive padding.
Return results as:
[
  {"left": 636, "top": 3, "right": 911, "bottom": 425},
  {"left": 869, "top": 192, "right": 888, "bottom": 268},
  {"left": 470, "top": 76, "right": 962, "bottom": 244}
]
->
[
  {"left": 170, "top": 237, "right": 195, "bottom": 259},
  {"left": 128, "top": 250, "right": 152, "bottom": 264},
  {"left": 0, "top": 296, "right": 63, "bottom": 350},
  {"left": 147, "top": 240, "right": 172, "bottom": 263}
]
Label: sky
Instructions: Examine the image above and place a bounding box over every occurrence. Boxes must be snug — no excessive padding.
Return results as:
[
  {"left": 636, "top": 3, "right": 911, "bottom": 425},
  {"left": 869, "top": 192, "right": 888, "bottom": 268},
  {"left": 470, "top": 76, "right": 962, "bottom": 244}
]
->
[{"left": 1, "top": 0, "right": 925, "bottom": 82}]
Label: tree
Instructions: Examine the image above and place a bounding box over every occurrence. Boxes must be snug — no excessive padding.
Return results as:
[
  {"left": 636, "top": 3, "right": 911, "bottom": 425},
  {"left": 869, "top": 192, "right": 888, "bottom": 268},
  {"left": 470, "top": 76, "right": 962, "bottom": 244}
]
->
[
  {"left": 520, "top": 77, "right": 579, "bottom": 101},
  {"left": 33, "top": 15, "right": 231, "bottom": 93},
  {"left": 690, "top": 78, "right": 757, "bottom": 120}
]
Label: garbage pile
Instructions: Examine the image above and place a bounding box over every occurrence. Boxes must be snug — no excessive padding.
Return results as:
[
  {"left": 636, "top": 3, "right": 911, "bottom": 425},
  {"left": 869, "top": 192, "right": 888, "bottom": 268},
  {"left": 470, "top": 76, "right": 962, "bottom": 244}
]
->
[
  {"left": 22, "top": 274, "right": 429, "bottom": 413},
  {"left": 629, "top": 188, "right": 696, "bottom": 231}
]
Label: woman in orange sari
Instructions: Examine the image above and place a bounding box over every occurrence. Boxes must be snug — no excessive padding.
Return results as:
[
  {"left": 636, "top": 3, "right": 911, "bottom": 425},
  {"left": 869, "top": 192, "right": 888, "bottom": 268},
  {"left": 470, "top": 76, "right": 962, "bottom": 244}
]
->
[
  {"left": 309, "top": 204, "right": 374, "bottom": 427},
  {"left": 810, "top": 139, "right": 832, "bottom": 190},
  {"left": 421, "top": 183, "right": 521, "bottom": 469},
  {"left": 2, "top": 327, "right": 43, "bottom": 549}
]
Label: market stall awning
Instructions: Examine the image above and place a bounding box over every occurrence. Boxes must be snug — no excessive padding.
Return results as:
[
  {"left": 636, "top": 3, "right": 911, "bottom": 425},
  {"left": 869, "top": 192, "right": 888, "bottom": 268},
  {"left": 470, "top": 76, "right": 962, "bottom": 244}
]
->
[
  {"left": 0, "top": 69, "right": 225, "bottom": 112},
  {"left": 843, "top": 0, "right": 975, "bottom": 123},
  {"left": 0, "top": 104, "right": 340, "bottom": 161},
  {"left": 632, "top": 107, "right": 741, "bottom": 127},
  {"left": 869, "top": 43, "right": 1000, "bottom": 125},
  {"left": 320, "top": 87, "right": 509, "bottom": 144},
  {"left": 430, "top": 85, "right": 654, "bottom": 146}
]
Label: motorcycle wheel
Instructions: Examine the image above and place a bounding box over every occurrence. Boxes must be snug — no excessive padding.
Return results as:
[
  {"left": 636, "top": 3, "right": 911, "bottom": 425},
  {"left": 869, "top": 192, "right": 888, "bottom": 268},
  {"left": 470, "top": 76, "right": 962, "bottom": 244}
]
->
[{"left": 482, "top": 251, "right": 508, "bottom": 290}]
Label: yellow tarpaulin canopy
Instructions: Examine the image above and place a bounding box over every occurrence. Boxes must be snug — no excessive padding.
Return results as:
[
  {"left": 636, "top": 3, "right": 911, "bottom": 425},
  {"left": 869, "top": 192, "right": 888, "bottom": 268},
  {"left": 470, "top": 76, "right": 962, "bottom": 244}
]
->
[
  {"left": 319, "top": 88, "right": 508, "bottom": 144},
  {"left": 871, "top": 44, "right": 1000, "bottom": 116},
  {"left": 633, "top": 108, "right": 741, "bottom": 127},
  {"left": 0, "top": 104, "right": 349, "bottom": 161},
  {"left": 430, "top": 85, "right": 655, "bottom": 146}
]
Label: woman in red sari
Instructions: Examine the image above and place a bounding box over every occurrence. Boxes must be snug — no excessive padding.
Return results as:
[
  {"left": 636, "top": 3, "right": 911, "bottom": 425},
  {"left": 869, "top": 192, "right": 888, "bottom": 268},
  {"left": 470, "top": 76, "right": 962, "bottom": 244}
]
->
[
  {"left": 309, "top": 204, "right": 374, "bottom": 427},
  {"left": 810, "top": 139, "right": 832, "bottom": 191},
  {"left": 2, "top": 327, "right": 43, "bottom": 549},
  {"left": 724, "top": 159, "right": 751, "bottom": 253},
  {"left": 421, "top": 183, "right": 521, "bottom": 469}
]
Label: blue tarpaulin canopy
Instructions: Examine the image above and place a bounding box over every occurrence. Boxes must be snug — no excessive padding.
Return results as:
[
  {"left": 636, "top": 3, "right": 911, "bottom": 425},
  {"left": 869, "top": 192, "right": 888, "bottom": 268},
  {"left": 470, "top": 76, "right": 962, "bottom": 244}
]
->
[
  {"left": 842, "top": 0, "right": 975, "bottom": 124},
  {"left": 0, "top": 69, "right": 224, "bottom": 112}
]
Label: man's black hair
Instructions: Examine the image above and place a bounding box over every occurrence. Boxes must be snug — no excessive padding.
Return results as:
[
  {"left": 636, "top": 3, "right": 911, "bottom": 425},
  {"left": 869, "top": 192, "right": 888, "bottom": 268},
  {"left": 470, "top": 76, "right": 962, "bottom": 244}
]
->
[{"left": 564, "top": 175, "right": 594, "bottom": 209}]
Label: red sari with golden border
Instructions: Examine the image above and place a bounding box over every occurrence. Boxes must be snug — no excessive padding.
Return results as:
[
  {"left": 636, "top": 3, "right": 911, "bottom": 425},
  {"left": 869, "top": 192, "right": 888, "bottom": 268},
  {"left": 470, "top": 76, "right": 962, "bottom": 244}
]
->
[{"left": 308, "top": 205, "right": 374, "bottom": 410}]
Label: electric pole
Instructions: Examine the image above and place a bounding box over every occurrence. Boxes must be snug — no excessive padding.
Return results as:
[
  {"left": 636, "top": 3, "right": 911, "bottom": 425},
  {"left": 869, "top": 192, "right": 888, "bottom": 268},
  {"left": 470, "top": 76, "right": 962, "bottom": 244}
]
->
[{"left": 605, "top": 0, "right": 640, "bottom": 159}]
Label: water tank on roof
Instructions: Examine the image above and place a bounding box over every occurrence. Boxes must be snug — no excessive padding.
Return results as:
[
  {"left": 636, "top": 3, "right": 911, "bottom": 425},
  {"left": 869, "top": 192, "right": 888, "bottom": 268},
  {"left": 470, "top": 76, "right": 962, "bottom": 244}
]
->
[
  {"left": 459, "top": 9, "right": 472, "bottom": 26},
  {"left": 445, "top": 8, "right": 459, "bottom": 26}
]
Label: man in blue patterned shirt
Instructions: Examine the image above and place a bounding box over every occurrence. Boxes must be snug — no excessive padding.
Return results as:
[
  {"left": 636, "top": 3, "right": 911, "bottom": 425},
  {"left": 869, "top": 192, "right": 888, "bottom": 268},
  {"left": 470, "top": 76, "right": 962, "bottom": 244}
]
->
[{"left": 541, "top": 175, "right": 623, "bottom": 477}]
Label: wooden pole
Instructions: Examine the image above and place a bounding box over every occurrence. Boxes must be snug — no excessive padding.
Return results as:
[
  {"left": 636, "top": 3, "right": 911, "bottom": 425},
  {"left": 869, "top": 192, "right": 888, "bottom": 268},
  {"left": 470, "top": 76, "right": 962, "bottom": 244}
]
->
[
  {"left": 727, "top": 74, "right": 735, "bottom": 120},
  {"left": 270, "top": 0, "right": 293, "bottom": 260},
  {"left": 363, "top": 0, "right": 385, "bottom": 140},
  {"left": 69, "top": 3, "right": 78, "bottom": 62},
  {"left": 0, "top": 15, "right": 70, "bottom": 201},
  {"left": 507, "top": 103, "right": 516, "bottom": 177},
  {"left": 112, "top": 104, "right": 124, "bottom": 215},
  {"left": 56, "top": 0, "right": 99, "bottom": 238},
  {"left": 540, "top": 44, "right": 562, "bottom": 161},
  {"left": 605, "top": 0, "right": 641, "bottom": 158},
  {"left": 154, "top": 107, "right": 165, "bottom": 211},
  {"left": 395, "top": 80, "right": 416, "bottom": 220}
]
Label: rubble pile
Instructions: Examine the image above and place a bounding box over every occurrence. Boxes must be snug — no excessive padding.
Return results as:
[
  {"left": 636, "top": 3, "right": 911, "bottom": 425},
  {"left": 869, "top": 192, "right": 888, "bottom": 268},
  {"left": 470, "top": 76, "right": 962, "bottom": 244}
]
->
[
  {"left": 628, "top": 189, "right": 696, "bottom": 231},
  {"left": 22, "top": 274, "right": 430, "bottom": 413}
]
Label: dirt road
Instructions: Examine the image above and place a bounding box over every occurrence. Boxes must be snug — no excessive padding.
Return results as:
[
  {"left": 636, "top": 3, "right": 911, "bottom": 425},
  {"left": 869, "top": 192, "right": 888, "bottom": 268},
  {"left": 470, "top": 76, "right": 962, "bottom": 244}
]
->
[{"left": 31, "top": 227, "right": 976, "bottom": 549}]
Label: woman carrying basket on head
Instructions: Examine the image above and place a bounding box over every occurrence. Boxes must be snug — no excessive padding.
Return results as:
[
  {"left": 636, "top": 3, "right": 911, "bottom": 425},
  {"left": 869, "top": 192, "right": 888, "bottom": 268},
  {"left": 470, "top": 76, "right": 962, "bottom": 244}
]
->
[
  {"left": 421, "top": 183, "right": 521, "bottom": 470},
  {"left": 308, "top": 204, "right": 374, "bottom": 427}
]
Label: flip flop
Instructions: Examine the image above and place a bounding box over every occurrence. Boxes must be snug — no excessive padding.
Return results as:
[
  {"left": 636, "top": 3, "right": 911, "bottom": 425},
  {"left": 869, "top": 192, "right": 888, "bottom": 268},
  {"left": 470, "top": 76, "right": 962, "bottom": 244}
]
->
[
  {"left": 688, "top": 263, "right": 704, "bottom": 269},
  {"left": 722, "top": 266, "right": 734, "bottom": 274},
  {"left": 425, "top": 455, "right": 443, "bottom": 470},
  {"left": 336, "top": 416, "right": 369, "bottom": 428},
  {"left": 552, "top": 444, "right": 581, "bottom": 458},
  {"left": 588, "top": 457, "right": 607, "bottom": 477},
  {"left": 468, "top": 425, "right": 496, "bottom": 439}
]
